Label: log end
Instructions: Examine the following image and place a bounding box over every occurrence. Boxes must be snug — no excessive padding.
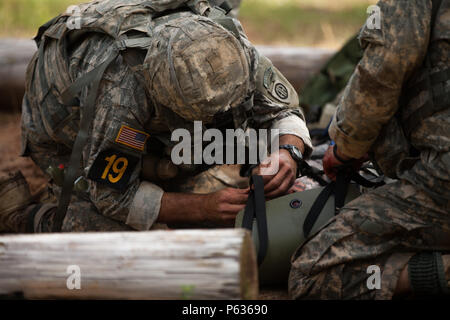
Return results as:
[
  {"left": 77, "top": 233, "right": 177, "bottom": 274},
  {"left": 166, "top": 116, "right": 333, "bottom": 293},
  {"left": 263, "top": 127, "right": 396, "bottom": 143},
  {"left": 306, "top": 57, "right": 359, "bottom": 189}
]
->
[{"left": 239, "top": 229, "right": 259, "bottom": 300}]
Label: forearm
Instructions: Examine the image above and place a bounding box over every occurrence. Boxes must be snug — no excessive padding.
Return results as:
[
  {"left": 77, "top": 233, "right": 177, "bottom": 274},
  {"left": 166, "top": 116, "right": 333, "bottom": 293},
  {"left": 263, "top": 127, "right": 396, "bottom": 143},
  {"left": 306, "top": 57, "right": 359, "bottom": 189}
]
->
[
  {"left": 279, "top": 134, "right": 305, "bottom": 155},
  {"left": 157, "top": 192, "right": 207, "bottom": 224},
  {"left": 271, "top": 115, "right": 312, "bottom": 158},
  {"left": 329, "top": 0, "right": 430, "bottom": 159}
]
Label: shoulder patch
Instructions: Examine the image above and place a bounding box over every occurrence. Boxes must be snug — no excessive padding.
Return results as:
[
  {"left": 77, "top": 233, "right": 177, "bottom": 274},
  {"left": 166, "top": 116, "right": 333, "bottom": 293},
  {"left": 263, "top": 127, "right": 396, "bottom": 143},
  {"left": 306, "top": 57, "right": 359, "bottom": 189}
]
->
[
  {"left": 263, "top": 67, "right": 273, "bottom": 89},
  {"left": 274, "top": 83, "right": 289, "bottom": 100},
  {"left": 88, "top": 148, "right": 140, "bottom": 191},
  {"left": 115, "top": 125, "right": 149, "bottom": 151}
]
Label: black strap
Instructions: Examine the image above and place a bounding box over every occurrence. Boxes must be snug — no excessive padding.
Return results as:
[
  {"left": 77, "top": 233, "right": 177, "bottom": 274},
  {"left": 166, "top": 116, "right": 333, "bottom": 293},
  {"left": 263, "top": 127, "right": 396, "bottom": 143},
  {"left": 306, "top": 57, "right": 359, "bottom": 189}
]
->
[
  {"left": 302, "top": 182, "right": 335, "bottom": 238},
  {"left": 242, "top": 169, "right": 383, "bottom": 264},
  {"left": 349, "top": 171, "right": 385, "bottom": 188},
  {"left": 302, "top": 170, "right": 384, "bottom": 238},
  {"left": 26, "top": 203, "right": 43, "bottom": 233},
  {"left": 52, "top": 48, "right": 120, "bottom": 232},
  {"left": 334, "top": 171, "right": 350, "bottom": 211},
  {"left": 241, "top": 175, "right": 268, "bottom": 266}
]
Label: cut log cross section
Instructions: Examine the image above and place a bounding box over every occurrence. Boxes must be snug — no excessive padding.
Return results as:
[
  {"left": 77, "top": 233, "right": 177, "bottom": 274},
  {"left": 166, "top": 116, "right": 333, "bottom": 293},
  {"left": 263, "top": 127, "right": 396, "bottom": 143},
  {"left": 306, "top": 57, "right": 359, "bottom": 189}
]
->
[{"left": 0, "top": 229, "right": 258, "bottom": 300}]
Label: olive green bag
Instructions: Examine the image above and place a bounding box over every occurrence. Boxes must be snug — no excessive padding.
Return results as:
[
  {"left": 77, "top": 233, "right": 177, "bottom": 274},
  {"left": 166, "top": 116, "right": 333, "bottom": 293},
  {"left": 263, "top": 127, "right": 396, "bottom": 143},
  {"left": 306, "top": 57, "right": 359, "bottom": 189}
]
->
[{"left": 235, "top": 173, "right": 381, "bottom": 285}]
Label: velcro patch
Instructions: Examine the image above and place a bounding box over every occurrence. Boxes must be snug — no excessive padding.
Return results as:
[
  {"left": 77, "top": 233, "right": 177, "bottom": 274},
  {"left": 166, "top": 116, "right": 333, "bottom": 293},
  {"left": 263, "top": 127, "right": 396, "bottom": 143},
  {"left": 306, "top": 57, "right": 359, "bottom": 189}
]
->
[
  {"left": 115, "top": 125, "right": 149, "bottom": 151},
  {"left": 88, "top": 149, "right": 139, "bottom": 191}
]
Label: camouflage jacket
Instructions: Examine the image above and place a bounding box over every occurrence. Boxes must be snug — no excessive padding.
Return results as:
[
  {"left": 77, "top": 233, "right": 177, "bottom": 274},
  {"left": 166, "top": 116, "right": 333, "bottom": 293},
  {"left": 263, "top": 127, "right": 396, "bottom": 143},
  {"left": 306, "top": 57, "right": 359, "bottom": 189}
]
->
[
  {"left": 329, "top": 0, "right": 449, "bottom": 202},
  {"left": 21, "top": 0, "right": 312, "bottom": 230}
]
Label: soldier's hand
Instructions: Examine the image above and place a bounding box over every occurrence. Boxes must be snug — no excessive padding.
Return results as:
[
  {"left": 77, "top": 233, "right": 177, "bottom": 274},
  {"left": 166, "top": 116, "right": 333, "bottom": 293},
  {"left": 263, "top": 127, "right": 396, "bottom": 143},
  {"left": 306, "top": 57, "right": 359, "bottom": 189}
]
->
[
  {"left": 322, "top": 145, "right": 364, "bottom": 181},
  {"left": 253, "top": 149, "right": 297, "bottom": 199},
  {"left": 288, "top": 178, "right": 306, "bottom": 193},
  {"left": 203, "top": 187, "right": 250, "bottom": 226}
]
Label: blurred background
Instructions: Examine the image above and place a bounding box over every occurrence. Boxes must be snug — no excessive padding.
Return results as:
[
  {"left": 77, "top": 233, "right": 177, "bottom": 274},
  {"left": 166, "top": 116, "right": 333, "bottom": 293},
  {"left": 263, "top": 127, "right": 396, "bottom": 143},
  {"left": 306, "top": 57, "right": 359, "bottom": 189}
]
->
[{"left": 0, "top": 0, "right": 376, "bottom": 48}]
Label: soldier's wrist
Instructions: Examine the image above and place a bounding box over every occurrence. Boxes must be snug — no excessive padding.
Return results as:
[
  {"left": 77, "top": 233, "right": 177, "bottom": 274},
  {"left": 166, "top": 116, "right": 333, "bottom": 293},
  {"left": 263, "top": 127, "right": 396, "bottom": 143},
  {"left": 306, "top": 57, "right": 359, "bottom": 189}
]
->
[{"left": 333, "top": 145, "right": 353, "bottom": 163}]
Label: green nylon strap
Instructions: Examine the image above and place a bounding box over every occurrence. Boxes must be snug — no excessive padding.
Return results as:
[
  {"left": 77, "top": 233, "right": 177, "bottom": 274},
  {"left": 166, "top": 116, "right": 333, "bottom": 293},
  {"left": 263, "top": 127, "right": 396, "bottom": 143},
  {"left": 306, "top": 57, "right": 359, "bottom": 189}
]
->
[
  {"left": 211, "top": 16, "right": 241, "bottom": 39},
  {"left": 37, "top": 39, "right": 51, "bottom": 101},
  {"left": 121, "top": 37, "right": 152, "bottom": 50},
  {"left": 34, "top": 15, "right": 62, "bottom": 47},
  {"left": 60, "top": 37, "right": 152, "bottom": 105},
  {"left": 52, "top": 48, "right": 120, "bottom": 232},
  {"left": 152, "top": 11, "right": 191, "bottom": 27}
]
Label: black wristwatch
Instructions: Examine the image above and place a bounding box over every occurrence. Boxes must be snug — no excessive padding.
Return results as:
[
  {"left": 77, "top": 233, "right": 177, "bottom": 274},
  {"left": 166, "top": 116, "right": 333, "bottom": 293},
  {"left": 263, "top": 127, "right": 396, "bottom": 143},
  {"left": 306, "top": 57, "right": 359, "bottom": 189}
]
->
[{"left": 279, "top": 144, "right": 303, "bottom": 176}]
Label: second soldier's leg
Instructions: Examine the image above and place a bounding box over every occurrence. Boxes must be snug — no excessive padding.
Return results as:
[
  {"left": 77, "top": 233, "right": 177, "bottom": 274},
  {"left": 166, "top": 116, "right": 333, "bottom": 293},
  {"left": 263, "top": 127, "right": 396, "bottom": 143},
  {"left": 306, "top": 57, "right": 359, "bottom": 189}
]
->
[{"left": 289, "top": 180, "right": 450, "bottom": 299}]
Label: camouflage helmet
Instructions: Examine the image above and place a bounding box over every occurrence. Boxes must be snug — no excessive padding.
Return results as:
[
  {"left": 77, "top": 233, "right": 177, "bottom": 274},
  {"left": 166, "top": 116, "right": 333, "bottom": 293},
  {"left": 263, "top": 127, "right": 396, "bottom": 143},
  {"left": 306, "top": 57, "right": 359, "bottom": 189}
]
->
[{"left": 144, "top": 14, "right": 251, "bottom": 123}]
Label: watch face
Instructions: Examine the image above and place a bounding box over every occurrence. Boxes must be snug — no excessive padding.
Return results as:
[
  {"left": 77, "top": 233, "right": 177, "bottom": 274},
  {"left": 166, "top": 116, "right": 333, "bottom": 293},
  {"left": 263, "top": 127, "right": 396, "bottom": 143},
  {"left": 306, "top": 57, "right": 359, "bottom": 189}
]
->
[{"left": 291, "top": 147, "right": 302, "bottom": 160}]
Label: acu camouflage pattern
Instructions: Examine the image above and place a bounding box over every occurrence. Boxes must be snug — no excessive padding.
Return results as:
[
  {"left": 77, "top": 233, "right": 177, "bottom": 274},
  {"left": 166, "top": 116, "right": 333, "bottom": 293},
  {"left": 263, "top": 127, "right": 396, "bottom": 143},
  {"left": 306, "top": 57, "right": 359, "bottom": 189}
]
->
[
  {"left": 290, "top": 0, "right": 450, "bottom": 299},
  {"left": 21, "top": 0, "right": 307, "bottom": 232},
  {"left": 144, "top": 13, "right": 251, "bottom": 123}
]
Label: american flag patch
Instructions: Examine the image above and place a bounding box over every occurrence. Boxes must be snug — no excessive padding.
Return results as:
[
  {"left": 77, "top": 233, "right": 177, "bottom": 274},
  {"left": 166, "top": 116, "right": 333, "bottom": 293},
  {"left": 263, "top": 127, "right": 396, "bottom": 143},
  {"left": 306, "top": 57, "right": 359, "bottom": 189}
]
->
[{"left": 115, "top": 125, "right": 149, "bottom": 151}]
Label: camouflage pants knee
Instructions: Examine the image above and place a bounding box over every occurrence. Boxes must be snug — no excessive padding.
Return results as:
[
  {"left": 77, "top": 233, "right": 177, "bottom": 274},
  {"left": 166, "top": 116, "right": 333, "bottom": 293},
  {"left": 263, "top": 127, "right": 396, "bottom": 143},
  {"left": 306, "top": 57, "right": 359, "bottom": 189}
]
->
[{"left": 288, "top": 180, "right": 450, "bottom": 300}]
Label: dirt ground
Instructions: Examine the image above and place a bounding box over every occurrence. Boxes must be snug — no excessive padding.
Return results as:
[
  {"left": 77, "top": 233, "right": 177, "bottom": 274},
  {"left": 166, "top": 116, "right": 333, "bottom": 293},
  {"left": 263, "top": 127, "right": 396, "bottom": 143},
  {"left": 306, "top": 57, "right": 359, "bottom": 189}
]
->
[{"left": 0, "top": 113, "right": 47, "bottom": 194}]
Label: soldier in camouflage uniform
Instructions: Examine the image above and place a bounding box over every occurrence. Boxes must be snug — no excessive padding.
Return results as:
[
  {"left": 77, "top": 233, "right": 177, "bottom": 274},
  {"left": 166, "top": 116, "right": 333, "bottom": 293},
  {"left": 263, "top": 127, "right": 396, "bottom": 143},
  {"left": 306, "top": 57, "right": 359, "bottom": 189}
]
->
[
  {"left": 0, "top": 0, "right": 311, "bottom": 233},
  {"left": 289, "top": 0, "right": 450, "bottom": 299}
]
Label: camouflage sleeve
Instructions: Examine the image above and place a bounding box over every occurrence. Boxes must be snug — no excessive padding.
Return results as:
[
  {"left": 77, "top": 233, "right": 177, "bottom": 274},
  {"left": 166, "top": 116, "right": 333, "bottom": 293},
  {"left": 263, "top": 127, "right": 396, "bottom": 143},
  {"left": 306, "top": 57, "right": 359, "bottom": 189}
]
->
[
  {"left": 329, "top": 0, "right": 431, "bottom": 158},
  {"left": 232, "top": 20, "right": 312, "bottom": 156},
  {"left": 71, "top": 35, "right": 164, "bottom": 231},
  {"left": 251, "top": 53, "right": 313, "bottom": 157}
]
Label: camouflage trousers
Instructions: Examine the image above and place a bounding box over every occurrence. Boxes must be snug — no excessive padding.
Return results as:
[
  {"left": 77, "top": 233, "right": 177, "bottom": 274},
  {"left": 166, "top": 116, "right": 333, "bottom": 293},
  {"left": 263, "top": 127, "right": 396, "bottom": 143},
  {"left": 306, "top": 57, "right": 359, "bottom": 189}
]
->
[{"left": 288, "top": 179, "right": 450, "bottom": 300}]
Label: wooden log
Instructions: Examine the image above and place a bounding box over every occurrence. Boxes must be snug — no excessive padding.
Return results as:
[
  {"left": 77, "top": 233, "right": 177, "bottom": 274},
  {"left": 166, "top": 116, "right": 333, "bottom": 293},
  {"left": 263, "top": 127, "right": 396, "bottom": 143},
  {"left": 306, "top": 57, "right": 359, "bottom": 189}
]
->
[
  {"left": 0, "top": 39, "right": 36, "bottom": 113},
  {"left": 0, "top": 229, "right": 258, "bottom": 300},
  {"left": 256, "top": 46, "right": 334, "bottom": 93},
  {"left": 0, "top": 39, "right": 335, "bottom": 113}
]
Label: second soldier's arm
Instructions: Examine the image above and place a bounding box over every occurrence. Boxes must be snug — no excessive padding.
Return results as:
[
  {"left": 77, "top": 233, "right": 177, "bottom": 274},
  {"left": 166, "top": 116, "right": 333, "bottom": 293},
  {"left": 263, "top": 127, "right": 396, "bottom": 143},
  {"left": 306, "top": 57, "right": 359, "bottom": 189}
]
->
[{"left": 328, "top": 0, "right": 431, "bottom": 160}]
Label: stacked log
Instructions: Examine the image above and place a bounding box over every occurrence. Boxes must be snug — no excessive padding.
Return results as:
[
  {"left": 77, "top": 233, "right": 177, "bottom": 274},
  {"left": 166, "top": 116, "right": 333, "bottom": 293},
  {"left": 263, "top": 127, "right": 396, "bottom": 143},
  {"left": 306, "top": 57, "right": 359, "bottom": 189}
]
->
[
  {"left": 0, "top": 229, "right": 258, "bottom": 299},
  {"left": 0, "top": 39, "right": 36, "bottom": 113},
  {"left": 0, "top": 39, "right": 334, "bottom": 113}
]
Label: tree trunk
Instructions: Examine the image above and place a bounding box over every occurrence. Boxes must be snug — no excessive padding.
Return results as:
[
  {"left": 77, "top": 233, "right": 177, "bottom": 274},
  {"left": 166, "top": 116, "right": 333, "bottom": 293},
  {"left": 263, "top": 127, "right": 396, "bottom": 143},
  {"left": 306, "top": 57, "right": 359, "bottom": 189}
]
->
[
  {"left": 0, "top": 229, "right": 258, "bottom": 300},
  {"left": 0, "top": 39, "right": 334, "bottom": 113}
]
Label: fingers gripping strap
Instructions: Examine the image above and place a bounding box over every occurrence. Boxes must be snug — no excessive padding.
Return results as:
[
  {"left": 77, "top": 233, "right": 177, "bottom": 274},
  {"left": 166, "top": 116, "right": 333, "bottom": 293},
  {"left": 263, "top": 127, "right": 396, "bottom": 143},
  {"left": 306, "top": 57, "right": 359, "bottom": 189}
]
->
[
  {"left": 242, "top": 175, "right": 269, "bottom": 266},
  {"left": 52, "top": 49, "right": 120, "bottom": 232},
  {"left": 302, "top": 171, "right": 380, "bottom": 238}
]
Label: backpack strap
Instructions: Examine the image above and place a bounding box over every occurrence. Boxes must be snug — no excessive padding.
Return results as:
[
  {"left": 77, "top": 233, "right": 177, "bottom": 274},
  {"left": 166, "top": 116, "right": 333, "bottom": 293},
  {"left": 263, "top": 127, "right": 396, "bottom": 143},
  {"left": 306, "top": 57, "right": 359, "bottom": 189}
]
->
[
  {"left": 52, "top": 37, "right": 151, "bottom": 232},
  {"left": 241, "top": 175, "right": 269, "bottom": 266}
]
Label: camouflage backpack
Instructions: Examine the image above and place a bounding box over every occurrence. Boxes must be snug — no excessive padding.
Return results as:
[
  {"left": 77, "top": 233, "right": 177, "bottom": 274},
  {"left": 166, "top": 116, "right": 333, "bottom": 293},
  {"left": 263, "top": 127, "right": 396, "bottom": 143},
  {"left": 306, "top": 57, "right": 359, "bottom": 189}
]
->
[{"left": 31, "top": 0, "right": 248, "bottom": 231}]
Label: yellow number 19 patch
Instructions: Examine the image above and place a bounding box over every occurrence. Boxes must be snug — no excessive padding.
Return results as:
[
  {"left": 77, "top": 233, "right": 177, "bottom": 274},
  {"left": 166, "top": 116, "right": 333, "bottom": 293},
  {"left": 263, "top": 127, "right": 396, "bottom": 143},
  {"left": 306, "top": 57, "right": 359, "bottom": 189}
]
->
[{"left": 88, "top": 149, "right": 139, "bottom": 190}]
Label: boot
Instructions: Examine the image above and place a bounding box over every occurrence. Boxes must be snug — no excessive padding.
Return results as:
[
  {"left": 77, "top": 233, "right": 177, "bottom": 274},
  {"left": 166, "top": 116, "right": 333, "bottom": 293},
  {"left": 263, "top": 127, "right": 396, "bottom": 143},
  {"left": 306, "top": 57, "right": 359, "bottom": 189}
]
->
[{"left": 0, "top": 171, "right": 34, "bottom": 233}]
